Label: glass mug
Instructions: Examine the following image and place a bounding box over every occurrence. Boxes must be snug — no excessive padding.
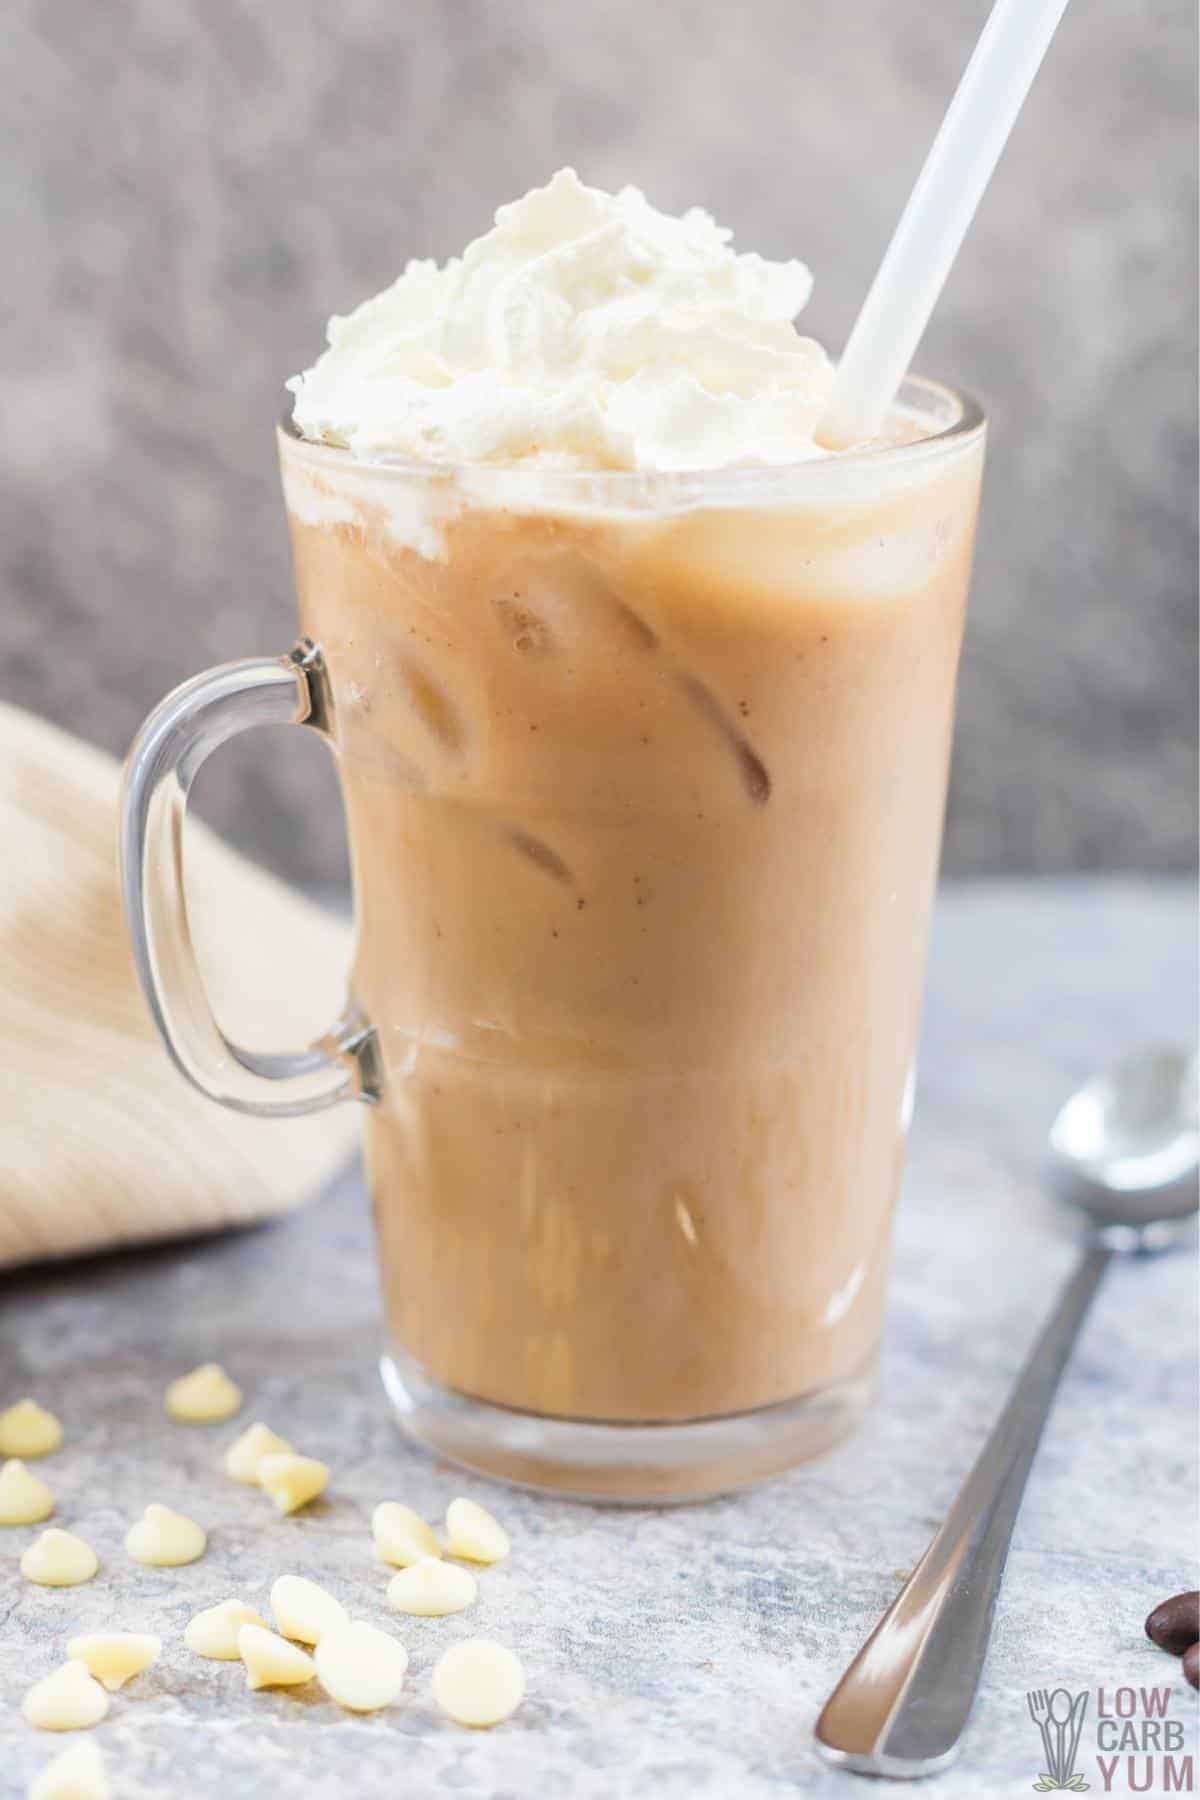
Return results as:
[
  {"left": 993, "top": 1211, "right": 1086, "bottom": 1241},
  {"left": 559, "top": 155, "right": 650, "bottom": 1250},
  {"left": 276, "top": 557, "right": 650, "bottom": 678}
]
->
[{"left": 121, "top": 376, "right": 985, "bottom": 1500}]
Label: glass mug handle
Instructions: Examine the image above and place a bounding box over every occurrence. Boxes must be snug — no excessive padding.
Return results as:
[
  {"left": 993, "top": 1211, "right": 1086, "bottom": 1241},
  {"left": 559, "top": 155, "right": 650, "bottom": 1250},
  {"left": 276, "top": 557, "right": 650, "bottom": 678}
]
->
[{"left": 119, "top": 637, "right": 378, "bottom": 1117}]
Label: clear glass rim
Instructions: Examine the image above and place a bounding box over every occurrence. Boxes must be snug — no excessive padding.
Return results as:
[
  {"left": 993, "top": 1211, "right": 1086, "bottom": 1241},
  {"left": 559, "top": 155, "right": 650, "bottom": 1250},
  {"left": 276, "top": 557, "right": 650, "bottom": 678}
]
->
[{"left": 277, "top": 372, "right": 985, "bottom": 509}]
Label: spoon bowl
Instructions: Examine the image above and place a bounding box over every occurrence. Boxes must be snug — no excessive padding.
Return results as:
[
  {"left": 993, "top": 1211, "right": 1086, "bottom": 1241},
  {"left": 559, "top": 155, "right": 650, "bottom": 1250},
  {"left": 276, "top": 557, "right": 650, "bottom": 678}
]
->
[{"left": 1049, "top": 1046, "right": 1199, "bottom": 1233}]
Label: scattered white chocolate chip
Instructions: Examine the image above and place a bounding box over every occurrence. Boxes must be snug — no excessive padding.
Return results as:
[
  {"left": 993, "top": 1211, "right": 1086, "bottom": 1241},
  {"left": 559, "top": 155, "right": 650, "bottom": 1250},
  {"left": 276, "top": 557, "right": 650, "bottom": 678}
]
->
[
  {"left": 432, "top": 1638, "right": 525, "bottom": 1727},
  {"left": 21, "top": 1529, "right": 99, "bottom": 1587},
  {"left": 223, "top": 1421, "right": 292, "bottom": 1483},
  {"left": 22, "top": 1661, "right": 109, "bottom": 1732},
  {"left": 184, "top": 1598, "right": 268, "bottom": 1660},
  {"left": 372, "top": 1500, "right": 441, "bottom": 1568},
  {"left": 258, "top": 1452, "right": 329, "bottom": 1515},
  {"left": 0, "top": 1399, "right": 63, "bottom": 1459},
  {"left": 66, "top": 1631, "right": 161, "bottom": 1692},
  {"left": 124, "top": 1503, "right": 207, "bottom": 1566},
  {"left": 0, "top": 1458, "right": 55, "bottom": 1525},
  {"left": 28, "top": 1739, "right": 111, "bottom": 1800},
  {"left": 445, "top": 1497, "right": 510, "bottom": 1564},
  {"left": 387, "top": 1556, "right": 477, "bottom": 1617},
  {"left": 238, "top": 1623, "right": 315, "bottom": 1690},
  {"left": 165, "top": 1363, "right": 243, "bottom": 1424},
  {"left": 314, "top": 1620, "right": 409, "bottom": 1713},
  {"left": 271, "top": 1573, "right": 348, "bottom": 1646}
]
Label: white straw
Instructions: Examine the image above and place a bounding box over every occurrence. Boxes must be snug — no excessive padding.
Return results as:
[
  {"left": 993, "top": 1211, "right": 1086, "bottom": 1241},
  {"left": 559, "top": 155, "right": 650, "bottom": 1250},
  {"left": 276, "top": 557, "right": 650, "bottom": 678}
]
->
[{"left": 818, "top": 0, "right": 1073, "bottom": 448}]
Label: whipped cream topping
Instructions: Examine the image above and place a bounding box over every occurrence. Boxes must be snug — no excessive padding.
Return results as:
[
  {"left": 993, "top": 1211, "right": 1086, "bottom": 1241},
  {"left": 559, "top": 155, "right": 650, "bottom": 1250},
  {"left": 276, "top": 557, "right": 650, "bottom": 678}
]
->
[{"left": 288, "top": 169, "right": 835, "bottom": 473}]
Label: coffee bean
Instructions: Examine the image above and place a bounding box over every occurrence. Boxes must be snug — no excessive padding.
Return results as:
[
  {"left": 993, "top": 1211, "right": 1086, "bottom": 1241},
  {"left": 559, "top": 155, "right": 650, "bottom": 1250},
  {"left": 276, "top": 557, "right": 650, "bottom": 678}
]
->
[
  {"left": 1184, "top": 1643, "right": 1199, "bottom": 1690},
  {"left": 1145, "top": 1591, "right": 1200, "bottom": 1656}
]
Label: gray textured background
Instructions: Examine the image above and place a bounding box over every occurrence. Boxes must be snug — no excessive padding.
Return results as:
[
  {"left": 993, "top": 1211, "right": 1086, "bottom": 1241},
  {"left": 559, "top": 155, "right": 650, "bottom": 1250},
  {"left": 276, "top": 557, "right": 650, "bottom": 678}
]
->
[{"left": 3, "top": 0, "right": 1196, "bottom": 883}]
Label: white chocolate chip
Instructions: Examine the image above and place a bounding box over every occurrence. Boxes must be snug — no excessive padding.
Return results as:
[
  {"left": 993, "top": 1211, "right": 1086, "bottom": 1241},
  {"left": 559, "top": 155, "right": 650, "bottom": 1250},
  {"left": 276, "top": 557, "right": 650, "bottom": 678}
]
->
[
  {"left": 223, "top": 1421, "right": 292, "bottom": 1483},
  {"left": 124, "top": 1503, "right": 207, "bottom": 1566},
  {"left": 432, "top": 1638, "right": 525, "bottom": 1727},
  {"left": 184, "top": 1598, "right": 268, "bottom": 1660},
  {"left": 21, "top": 1529, "right": 99, "bottom": 1587},
  {"left": 66, "top": 1631, "right": 161, "bottom": 1692},
  {"left": 444, "top": 1497, "right": 510, "bottom": 1564},
  {"left": 271, "top": 1573, "right": 348, "bottom": 1645},
  {"left": 28, "top": 1740, "right": 111, "bottom": 1799},
  {"left": 0, "top": 1399, "right": 63, "bottom": 1459},
  {"left": 0, "top": 1458, "right": 55, "bottom": 1525},
  {"left": 387, "top": 1556, "right": 477, "bottom": 1617},
  {"left": 314, "top": 1620, "right": 409, "bottom": 1713},
  {"left": 258, "top": 1452, "right": 329, "bottom": 1515},
  {"left": 22, "top": 1662, "right": 109, "bottom": 1732},
  {"left": 165, "top": 1363, "right": 243, "bottom": 1424},
  {"left": 238, "top": 1623, "right": 316, "bottom": 1690},
  {"left": 372, "top": 1500, "right": 440, "bottom": 1568}
]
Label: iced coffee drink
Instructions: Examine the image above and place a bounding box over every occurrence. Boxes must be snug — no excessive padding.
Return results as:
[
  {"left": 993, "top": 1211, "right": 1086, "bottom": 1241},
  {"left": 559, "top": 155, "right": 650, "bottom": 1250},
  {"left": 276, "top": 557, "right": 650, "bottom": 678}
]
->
[{"left": 283, "top": 170, "right": 985, "bottom": 1493}]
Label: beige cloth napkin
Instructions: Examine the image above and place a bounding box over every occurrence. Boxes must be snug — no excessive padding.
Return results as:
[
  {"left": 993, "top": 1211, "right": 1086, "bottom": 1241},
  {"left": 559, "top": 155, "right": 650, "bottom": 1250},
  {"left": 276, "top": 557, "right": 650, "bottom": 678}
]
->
[{"left": 0, "top": 703, "right": 359, "bottom": 1270}]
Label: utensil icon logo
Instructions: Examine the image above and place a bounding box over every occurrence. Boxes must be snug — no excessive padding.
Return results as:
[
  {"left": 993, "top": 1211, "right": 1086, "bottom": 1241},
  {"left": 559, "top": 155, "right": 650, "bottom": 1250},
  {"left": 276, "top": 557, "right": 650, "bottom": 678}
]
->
[{"left": 1027, "top": 1687, "right": 1090, "bottom": 1791}]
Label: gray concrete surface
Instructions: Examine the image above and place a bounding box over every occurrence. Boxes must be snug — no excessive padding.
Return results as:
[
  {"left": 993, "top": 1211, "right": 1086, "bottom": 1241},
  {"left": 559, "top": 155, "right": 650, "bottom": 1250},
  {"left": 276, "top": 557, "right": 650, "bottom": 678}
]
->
[
  {"left": 2, "top": 0, "right": 1197, "bottom": 883},
  {"left": 2, "top": 878, "right": 1196, "bottom": 1797}
]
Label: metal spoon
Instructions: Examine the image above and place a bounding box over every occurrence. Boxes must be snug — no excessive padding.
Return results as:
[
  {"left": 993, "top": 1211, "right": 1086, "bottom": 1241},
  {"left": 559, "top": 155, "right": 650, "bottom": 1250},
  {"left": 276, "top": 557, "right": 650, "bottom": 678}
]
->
[{"left": 814, "top": 1045, "right": 1199, "bottom": 1780}]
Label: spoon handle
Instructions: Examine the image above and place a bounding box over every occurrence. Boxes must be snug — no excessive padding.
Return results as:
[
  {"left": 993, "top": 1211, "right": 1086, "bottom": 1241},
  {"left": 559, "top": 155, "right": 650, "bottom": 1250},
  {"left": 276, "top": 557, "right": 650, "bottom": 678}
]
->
[{"left": 814, "top": 1242, "right": 1112, "bottom": 1779}]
